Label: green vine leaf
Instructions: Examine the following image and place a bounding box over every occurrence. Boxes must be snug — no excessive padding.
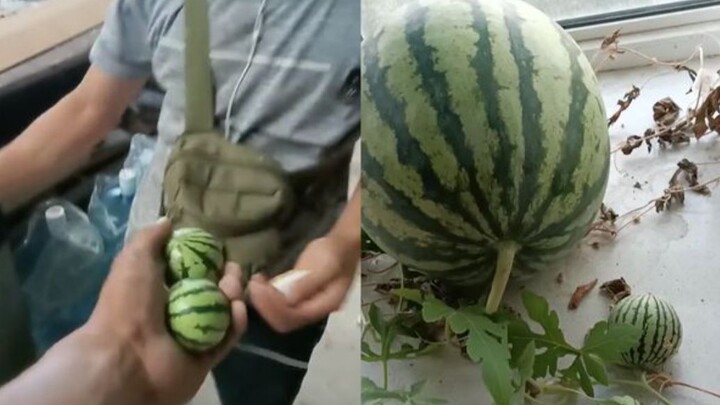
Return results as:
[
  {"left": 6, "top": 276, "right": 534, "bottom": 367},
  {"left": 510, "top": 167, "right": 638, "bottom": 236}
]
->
[
  {"left": 582, "top": 321, "right": 642, "bottom": 364},
  {"left": 369, "top": 303, "right": 388, "bottom": 335},
  {"left": 583, "top": 354, "right": 609, "bottom": 386},
  {"left": 508, "top": 291, "right": 575, "bottom": 378},
  {"left": 508, "top": 291, "right": 641, "bottom": 397},
  {"left": 561, "top": 356, "right": 595, "bottom": 396},
  {"left": 421, "top": 298, "right": 454, "bottom": 322},
  {"left": 362, "top": 304, "right": 439, "bottom": 363},
  {"left": 362, "top": 340, "right": 379, "bottom": 360},
  {"left": 362, "top": 377, "right": 405, "bottom": 403},
  {"left": 391, "top": 288, "right": 425, "bottom": 305},
  {"left": 512, "top": 341, "right": 536, "bottom": 404},
  {"left": 517, "top": 341, "right": 535, "bottom": 385},
  {"left": 421, "top": 299, "right": 514, "bottom": 405},
  {"left": 361, "top": 377, "right": 448, "bottom": 404}
]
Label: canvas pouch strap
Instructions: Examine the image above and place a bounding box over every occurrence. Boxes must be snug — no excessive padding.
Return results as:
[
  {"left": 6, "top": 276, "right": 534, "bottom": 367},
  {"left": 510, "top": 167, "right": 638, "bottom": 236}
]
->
[{"left": 161, "top": 0, "right": 294, "bottom": 274}]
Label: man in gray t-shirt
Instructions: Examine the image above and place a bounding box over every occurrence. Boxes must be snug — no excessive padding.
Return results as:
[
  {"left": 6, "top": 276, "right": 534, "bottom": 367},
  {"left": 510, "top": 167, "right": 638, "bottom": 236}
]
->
[{"left": 0, "top": 0, "right": 360, "bottom": 403}]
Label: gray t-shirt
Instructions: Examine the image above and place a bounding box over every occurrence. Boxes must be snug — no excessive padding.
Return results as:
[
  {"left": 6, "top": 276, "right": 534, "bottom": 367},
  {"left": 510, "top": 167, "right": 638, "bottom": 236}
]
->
[{"left": 89, "top": 0, "right": 360, "bottom": 234}]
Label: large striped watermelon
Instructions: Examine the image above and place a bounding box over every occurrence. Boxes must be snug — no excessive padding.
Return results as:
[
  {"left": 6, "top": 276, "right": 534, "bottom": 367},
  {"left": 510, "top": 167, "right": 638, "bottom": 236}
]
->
[
  {"left": 167, "top": 278, "right": 231, "bottom": 352},
  {"left": 608, "top": 294, "right": 682, "bottom": 369},
  {"left": 166, "top": 227, "right": 224, "bottom": 283},
  {"left": 362, "top": 0, "right": 610, "bottom": 312}
]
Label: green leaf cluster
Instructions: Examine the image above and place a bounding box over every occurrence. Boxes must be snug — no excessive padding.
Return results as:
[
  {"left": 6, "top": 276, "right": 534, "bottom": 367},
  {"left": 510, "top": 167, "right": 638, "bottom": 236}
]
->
[{"left": 361, "top": 287, "right": 643, "bottom": 405}]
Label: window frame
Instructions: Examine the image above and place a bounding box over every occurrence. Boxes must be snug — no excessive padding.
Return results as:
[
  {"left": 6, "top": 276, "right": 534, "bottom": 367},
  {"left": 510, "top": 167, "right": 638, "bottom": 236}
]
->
[
  {"left": 557, "top": 0, "right": 720, "bottom": 29},
  {"left": 566, "top": 3, "right": 720, "bottom": 71}
]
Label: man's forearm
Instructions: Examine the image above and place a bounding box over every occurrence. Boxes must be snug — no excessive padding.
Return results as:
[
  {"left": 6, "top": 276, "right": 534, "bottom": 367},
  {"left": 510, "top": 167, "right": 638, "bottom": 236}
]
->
[
  {"left": 0, "top": 94, "right": 110, "bottom": 212},
  {"left": 0, "top": 67, "right": 146, "bottom": 212},
  {"left": 0, "top": 329, "right": 150, "bottom": 405}
]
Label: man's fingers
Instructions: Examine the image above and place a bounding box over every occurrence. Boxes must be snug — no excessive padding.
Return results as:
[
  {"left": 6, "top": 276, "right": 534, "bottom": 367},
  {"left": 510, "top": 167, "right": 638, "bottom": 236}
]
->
[
  {"left": 249, "top": 280, "right": 308, "bottom": 333},
  {"left": 124, "top": 217, "right": 173, "bottom": 260},
  {"left": 230, "top": 300, "right": 248, "bottom": 337},
  {"left": 199, "top": 299, "right": 248, "bottom": 368},
  {"left": 218, "top": 262, "right": 243, "bottom": 301},
  {"left": 293, "top": 281, "right": 346, "bottom": 320},
  {"left": 201, "top": 263, "right": 247, "bottom": 366},
  {"left": 216, "top": 300, "right": 248, "bottom": 358}
]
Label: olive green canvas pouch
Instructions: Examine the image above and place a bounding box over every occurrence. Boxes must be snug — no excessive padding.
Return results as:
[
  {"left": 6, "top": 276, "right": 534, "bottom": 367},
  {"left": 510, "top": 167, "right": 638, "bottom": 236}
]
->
[{"left": 161, "top": 0, "right": 293, "bottom": 273}]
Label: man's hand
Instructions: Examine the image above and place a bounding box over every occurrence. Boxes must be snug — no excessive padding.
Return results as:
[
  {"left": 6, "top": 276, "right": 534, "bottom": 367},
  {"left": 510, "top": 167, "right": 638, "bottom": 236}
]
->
[
  {"left": 69, "top": 218, "right": 247, "bottom": 404},
  {"left": 249, "top": 234, "right": 358, "bottom": 333},
  {"left": 0, "top": 219, "right": 248, "bottom": 405},
  {"left": 249, "top": 184, "right": 360, "bottom": 333}
]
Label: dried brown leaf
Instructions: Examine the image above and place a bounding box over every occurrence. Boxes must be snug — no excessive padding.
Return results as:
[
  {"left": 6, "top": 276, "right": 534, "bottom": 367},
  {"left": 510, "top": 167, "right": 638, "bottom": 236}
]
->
[
  {"left": 675, "top": 64, "right": 698, "bottom": 83},
  {"left": 588, "top": 203, "right": 619, "bottom": 237},
  {"left": 599, "top": 203, "right": 619, "bottom": 224},
  {"left": 669, "top": 185, "right": 685, "bottom": 205},
  {"left": 621, "top": 135, "right": 644, "bottom": 155},
  {"left": 601, "top": 29, "right": 622, "bottom": 50},
  {"left": 693, "top": 87, "right": 720, "bottom": 138},
  {"left": 600, "top": 278, "right": 631, "bottom": 303},
  {"left": 656, "top": 167, "right": 686, "bottom": 213},
  {"left": 654, "top": 121, "right": 692, "bottom": 148},
  {"left": 655, "top": 196, "right": 670, "bottom": 213},
  {"left": 568, "top": 278, "right": 599, "bottom": 310},
  {"left": 653, "top": 97, "right": 681, "bottom": 127},
  {"left": 677, "top": 158, "right": 712, "bottom": 195},
  {"left": 609, "top": 85, "right": 641, "bottom": 127}
]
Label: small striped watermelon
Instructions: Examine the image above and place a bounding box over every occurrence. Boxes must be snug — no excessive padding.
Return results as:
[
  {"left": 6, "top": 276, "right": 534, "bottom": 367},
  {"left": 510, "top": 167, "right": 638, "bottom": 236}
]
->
[
  {"left": 361, "top": 0, "right": 610, "bottom": 312},
  {"left": 166, "top": 227, "right": 224, "bottom": 283},
  {"left": 608, "top": 293, "right": 682, "bottom": 369},
  {"left": 167, "top": 278, "right": 231, "bottom": 352}
]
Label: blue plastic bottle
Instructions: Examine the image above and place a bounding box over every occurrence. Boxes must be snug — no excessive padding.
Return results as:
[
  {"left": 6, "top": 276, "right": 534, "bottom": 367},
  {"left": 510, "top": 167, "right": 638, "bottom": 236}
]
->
[
  {"left": 88, "top": 168, "right": 138, "bottom": 254},
  {"left": 17, "top": 202, "right": 105, "bottom": 353},
  {"left": 81, "top": 169, "right": 138, "bottom": 317}
]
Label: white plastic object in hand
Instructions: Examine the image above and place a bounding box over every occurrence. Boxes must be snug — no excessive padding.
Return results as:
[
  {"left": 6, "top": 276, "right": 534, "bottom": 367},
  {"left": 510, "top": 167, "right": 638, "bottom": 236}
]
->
[{"left": 270, "top": 269, "right": 310, "bottom": 298}]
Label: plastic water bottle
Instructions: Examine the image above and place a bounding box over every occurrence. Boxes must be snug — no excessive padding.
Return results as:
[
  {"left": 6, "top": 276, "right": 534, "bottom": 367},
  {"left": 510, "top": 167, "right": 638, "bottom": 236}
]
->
[
  {"left": 78, "top": 169, "right": 138, "bottom": 320},
  {"left": 16, "top": 201, "right": 105, "bottom": 353},
  {"left": 123, "top": 134, "right": 156, "bottom": 183},
  {"left": 88, "top": 168, "right": 137, "bottom": 254}
]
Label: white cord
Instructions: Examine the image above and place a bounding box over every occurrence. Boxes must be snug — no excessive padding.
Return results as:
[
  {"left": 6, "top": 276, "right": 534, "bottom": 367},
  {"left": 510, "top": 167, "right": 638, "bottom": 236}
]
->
[
  {"left": 222, "top": 0, "right": 311, "bottom": 372},
  {"left": 234, "top": 343, "right": 310, "bottom": 370},
  {"left": 224, "top": 0, "right": 268, "bottom": 139}
]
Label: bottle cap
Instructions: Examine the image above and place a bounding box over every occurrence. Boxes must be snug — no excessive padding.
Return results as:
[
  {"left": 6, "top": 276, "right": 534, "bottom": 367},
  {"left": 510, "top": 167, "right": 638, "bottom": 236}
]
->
[
  {"left": 118, "top": 168, "right": 137, "bottom": 197},
  {"left": 45, "top": 205, "right": 68, "bottom": 238},
  {"left": 45, "top": 205, "right": 65, "bottom": 221}
]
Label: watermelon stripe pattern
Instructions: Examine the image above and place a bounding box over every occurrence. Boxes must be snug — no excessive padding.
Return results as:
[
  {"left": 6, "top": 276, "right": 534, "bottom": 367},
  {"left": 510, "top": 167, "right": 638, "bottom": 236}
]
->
[
  {"left": 609, "top": 294, "right": 682, "bottom": 369},
  {"left": 168, "top": 279, "right": 230, "bottom": 352},
  {"left": 168, "top": 284, "right": 220, "bottom": 304},
  {"left": 361, "top": 0, "right": 610, "bottom": 286},
  {"left": 166, "top": 227, "right": 224, "bottom": 283}
]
